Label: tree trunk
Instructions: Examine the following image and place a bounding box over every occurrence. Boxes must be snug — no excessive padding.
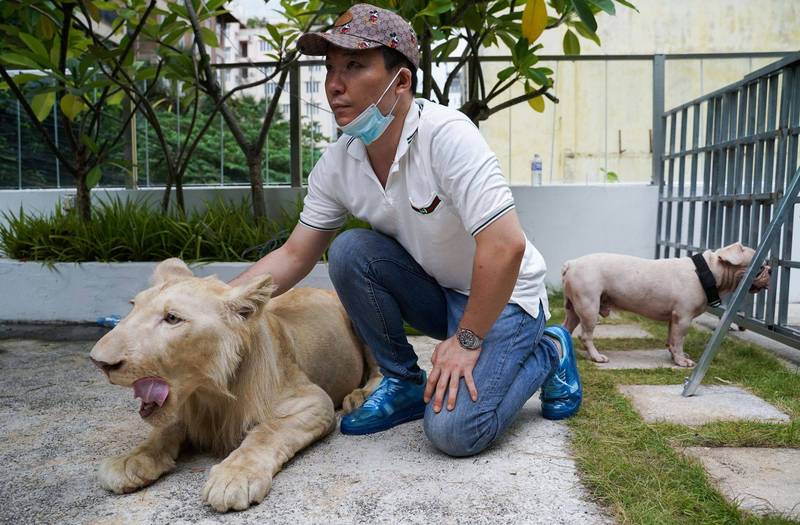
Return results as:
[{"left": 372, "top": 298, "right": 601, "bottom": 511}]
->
[
  {"left": 175, "top": 173, "right": 185, "bottom": 216},
  {"left": 247, "top": 153, "right": 266, "bottom": 222},
  {"left": 76, "top": 172, "right": 91, "bottom": 223},
  {"left": 421, "top": 29, "right": 432, "bottom": 99}
]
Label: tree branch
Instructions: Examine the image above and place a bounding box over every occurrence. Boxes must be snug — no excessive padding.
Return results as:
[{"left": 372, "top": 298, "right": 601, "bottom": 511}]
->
[{"left": 486, "top": 86, "right": 558, "bottom": 118}]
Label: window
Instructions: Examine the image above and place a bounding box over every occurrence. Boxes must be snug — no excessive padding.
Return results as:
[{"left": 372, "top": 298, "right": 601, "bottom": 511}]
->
[
  {"left": 260, "top": 40, "right": 272, "bottom": 52},
  {"left": 281, "top": 103, "right": 290, "bottom": 116},
  {"left": 305, "top": 102, "right": 319, "bottom": 115},
  {"left": 304, "top": 80, "right": 320, "bottom": 93},
  {"left": 240, "top": 41, "right": 248, "bottom": 58},
  {"left": 266, "top": 82, "right": 279, "bottom": 95}
]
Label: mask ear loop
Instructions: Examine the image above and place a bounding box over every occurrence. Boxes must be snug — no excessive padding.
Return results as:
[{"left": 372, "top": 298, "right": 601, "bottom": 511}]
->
[{"left": 378, "top": 68, "right": 405, "bottom": 117}]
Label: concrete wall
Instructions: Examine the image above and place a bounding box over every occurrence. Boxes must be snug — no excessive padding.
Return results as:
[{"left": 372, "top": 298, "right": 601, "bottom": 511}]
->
[{"left": 1, "top": 184, "right": 795, "bottom": 321}]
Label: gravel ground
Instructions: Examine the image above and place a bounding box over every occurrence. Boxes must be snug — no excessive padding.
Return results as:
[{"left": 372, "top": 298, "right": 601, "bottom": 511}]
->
[{"left": 0, "top": 331, "right": 611, "bottom": 525}]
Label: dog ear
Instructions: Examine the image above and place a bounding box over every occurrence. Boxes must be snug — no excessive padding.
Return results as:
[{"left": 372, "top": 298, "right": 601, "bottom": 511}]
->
[
  {"left": 225, "top": 274, "right": 277, "bottom": 320},
  {"left": 152, "top": 258, "right": 193, "bottom": 286},
  {"left": 716, "top": 242, "right": 747, "bottom": 267}
]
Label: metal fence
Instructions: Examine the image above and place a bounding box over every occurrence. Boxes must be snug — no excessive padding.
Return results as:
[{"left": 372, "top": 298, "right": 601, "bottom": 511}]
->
[
  {"left": 654, "top": 53, "right": 800, "bottom": 358},
  {"left": 2, "top": 52, "right": 792, "bottom": 190}
]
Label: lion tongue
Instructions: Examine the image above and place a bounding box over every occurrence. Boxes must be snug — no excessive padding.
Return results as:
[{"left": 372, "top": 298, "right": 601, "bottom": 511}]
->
[{"left": 133, "top": 378, "right": 169, "bottom": 407}]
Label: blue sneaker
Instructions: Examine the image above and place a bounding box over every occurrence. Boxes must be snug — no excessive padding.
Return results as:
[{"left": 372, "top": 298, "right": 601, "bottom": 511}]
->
[
  {"left": 540, "top": 326, "right": 582, "bottom": 420},
  {"left": 340, "top": 371, "right": 427, "bottom": 435}
]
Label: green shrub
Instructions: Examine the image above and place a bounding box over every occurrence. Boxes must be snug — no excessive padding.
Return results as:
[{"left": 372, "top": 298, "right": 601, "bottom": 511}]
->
[{"left": 0, "top": 196, "right": 369, "bottom": 263}]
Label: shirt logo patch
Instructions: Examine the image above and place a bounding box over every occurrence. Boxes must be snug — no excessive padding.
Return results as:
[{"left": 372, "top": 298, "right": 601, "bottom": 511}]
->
[{"left": 411, "top": 195, "right": 441, "bottom": 215}]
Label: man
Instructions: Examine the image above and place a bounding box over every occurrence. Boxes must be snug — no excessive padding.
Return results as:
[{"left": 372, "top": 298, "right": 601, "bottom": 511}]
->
[{"left": 231, "top": 3, "right": 581, "bottom": 457}]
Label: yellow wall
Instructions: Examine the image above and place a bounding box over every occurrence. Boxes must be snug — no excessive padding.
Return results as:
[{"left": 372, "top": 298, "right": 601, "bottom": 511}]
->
[{"left": 478, "top": 0, "right": 800, "bottom": 185}]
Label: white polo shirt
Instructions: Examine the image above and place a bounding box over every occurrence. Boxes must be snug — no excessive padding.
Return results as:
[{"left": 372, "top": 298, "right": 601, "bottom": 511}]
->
[{"left": 299, "top": 99, "right": 550, "bottom": 320}]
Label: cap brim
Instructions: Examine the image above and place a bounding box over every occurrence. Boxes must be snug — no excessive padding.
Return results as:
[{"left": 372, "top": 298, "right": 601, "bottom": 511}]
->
[{"left": 297, "top": 32, "right": 382, "bottom": 56}]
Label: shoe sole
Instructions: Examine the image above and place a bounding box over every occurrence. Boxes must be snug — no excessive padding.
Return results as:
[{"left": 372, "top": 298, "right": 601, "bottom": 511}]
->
[
  {"left": 340, "top": 405, "right": 426, "bottom": 435},
  {"left": 541, "top": 398, "right": 582, "bottom": 420}
]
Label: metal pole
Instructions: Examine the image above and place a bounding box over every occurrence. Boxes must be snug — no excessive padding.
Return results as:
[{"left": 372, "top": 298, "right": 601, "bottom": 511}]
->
[
  {"left": 144, "top": 80, "right": 150, "bottom": 187},
  {"left": 220, "top": 71, "right": 224, "bottom": 185},
  {"left": 652, "top": 54, "right": 666, "bottom": 257},
  {"left": 682, "top": 164, "right": 800, "bottom": 397},
  {"left": 16, "top": 100, "right": 22, "bottom": 190}
]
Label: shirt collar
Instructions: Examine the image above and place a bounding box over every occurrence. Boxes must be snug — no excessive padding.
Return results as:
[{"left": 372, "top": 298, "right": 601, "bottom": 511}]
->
[{"left": 345, "top": 98, "right": 423, "bottom": 162}]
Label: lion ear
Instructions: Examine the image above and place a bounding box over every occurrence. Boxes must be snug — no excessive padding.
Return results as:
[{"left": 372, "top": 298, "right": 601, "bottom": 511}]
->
[
  {"left": 716, "top": 242, "right": 747, "bottom": 266},
  {"left": 152, "top": 258, "right": 193, "bottom": 286},
  {"left": 225, "top": 274, "right": 276, "bottom": 320}
]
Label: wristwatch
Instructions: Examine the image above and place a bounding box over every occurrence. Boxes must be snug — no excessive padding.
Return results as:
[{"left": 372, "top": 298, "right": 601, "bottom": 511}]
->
[{"left": 456, "top": 327, "right": 483, "bottom": 350}]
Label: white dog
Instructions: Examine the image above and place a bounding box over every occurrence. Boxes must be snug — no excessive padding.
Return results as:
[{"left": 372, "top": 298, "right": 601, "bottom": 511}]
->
[{"left": 561, "top": 242, "right": 771, "bottom": 367}]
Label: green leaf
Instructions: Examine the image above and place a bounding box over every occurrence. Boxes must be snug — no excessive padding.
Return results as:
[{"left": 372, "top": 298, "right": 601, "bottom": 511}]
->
[
  {"left": 526, "top": 67, "right": 548, "bottom": 85},
  {"left": 614, "top": 0, "right": 639, "bottom": 12},
  {"left": 106, "top": 90, "right": 125, "bottom": 106},
  {"left": 573, "top": 21, "right": 601, "bottom": 46},
  {"left": 417, "top": 0, "right": 453, "bottom": 18},
  {"left": 571, "top": 0, "right": 597, "bottom": 32},
  {"left": 513, "top": 38, "right": 528, "bottom": 63},
  {"left": 497, "top": 66, "right": 517, "bottom": 82},
  {"left": 432, "top": 38, "right": 458, "bottom": 60},
  {"left": 0, "top": 52, "right": 39, "bottom": 69},
  {"left": 59, "top": 93, "right": 85, "bottom": 121},
  {"left": 31, "top": 91, "right": 56, "bottom": 122},
  {"left": 463, "top": 5, "right": 482, "bottom": 32},
  {"left": 563, "top": 29, "right": 580, "bottom": 55},
  {"left": 19, "top": 32, "right": 48, "bottom": 60},
  {"left": 86, "top": 166, "right": 102, "bottom": 190},
  {"left": 266, "top": 24, "right": 282, "bottom": 45},
  {"left": 588, "top": 0, "right": 615, "bottom": 15},
  {"left": 81, "top": 134, "right": 99, "bottom": 154},
  {"left": 9, "top": 73, "right": 42, "bottom": 85},
  {"left": 199, "top": 27, "right": 219, "bottom": 48}
]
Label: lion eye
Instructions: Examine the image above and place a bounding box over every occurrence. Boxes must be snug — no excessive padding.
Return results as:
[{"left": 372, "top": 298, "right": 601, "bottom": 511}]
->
[{"left": 164, "top": 313, "right": 182, "bottom": 325}]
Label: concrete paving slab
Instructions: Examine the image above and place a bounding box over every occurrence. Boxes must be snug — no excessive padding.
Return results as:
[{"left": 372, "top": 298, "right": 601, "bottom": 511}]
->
[
  {"left": 574, "top": 324, "right": 653, "bottom": 339},
  {"left": 0, "top": 335, "right": 611, "bottom": 524},
  {"left": 617, "top": 384, "right": 791, "bottom": 426},
  {"left": 592, "top": 349, "right": 682, "bottom": 370},
  {"left": 683, "top": 447, "right": 800, "bottom": 520}
]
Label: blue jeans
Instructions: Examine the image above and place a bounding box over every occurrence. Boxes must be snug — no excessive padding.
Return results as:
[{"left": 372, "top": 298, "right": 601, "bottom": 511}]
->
[{"left": 328, "top": 229, "right": 559, "bottom": 457}]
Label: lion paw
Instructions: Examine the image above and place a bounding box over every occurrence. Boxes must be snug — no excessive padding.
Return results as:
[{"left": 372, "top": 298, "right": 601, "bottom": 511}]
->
[
  {"left": 342, "top": 389, "right": 369, "bottom": 414},
  {"left": 202, "top": 462, "right": 272, "bottom": 512},
  {"left": 98, "top": 452, "right": 173, "bottom": 494}
]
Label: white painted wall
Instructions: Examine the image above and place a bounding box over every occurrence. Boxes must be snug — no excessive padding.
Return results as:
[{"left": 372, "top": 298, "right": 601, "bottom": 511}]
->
[{"left": 1, "top": 184, "right": 795, "bottom": 322}]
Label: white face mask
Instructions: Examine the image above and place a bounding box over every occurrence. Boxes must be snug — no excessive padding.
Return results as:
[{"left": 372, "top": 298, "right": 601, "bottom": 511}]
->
[{"left": 338, "top": 69, "right": 403, "bottom": 145}]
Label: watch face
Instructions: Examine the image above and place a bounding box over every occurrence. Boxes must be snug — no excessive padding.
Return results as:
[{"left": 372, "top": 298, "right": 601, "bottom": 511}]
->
[{"left": 458, "top": 329, "right": 480, "bottom": 349}]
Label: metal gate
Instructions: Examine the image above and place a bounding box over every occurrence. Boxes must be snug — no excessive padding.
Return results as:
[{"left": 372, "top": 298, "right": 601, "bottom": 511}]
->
[{"left": 653, "top": 53, "right": 800, "bottom": 394}]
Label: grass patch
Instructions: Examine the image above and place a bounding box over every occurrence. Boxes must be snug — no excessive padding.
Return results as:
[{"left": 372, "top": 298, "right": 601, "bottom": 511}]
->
[{"left": 566, "top": 308, "right": 800, "bottom": 524}]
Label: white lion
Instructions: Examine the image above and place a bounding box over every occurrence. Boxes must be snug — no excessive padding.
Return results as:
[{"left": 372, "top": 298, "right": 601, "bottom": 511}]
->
[{"left": 89, "top": 258, "right": 380, "bottom": 512}]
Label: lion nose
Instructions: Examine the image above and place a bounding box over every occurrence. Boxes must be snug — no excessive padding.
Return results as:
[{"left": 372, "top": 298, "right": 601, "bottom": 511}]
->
[{"left": 90, "top": 357, "right": 124, "bottom": 374}]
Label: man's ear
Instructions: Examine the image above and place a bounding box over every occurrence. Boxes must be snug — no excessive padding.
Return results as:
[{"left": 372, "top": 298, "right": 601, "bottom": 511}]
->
[
  {"left": 152, "top": 258, "right": 193, "bottom": 286},
  {"left": 716, "top": 242, "right": 747, "bottom": 266},
  {"left": 397, "top": 67, "right": 413, "bottom": 94},
  {"left": 224, "top": 274, "right": 277, "bottom": 320}
]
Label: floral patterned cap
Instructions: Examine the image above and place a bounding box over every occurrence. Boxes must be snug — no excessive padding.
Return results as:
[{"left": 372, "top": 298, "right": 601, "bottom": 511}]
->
[{"left": 297, "top": 3, "right": 420, "bottom": 69}]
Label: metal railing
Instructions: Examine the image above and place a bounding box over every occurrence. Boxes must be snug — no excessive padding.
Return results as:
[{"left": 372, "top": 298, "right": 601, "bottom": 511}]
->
[
  {"left": 653, "top": 52, "right": 800, "bottom": 393},
  {"left": 2, "top": 52, "right": 792, "bottom": 190}
]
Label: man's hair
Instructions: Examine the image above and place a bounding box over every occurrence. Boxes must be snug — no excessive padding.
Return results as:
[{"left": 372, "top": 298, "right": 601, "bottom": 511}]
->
[{"left": 380, "top": 46, "right": 418, "bottom": 94}]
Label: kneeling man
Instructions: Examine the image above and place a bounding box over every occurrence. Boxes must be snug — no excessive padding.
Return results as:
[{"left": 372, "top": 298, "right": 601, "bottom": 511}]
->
[{"left": 231, "top": 3, "right": 582, "bottom": 457}]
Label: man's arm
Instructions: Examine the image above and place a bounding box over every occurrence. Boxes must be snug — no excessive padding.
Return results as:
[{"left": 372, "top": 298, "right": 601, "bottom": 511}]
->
[
  {"left": 424, "top": 211, "right": 526, "bottom": 412},
  {"left": 229, "top": 223, "right": 337, "bottom": 296}
]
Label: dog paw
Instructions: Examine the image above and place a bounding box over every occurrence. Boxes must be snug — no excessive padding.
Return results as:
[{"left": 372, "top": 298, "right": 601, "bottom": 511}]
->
[
  {"left": 672, "top": 354, "right": 696, "bottom": 367},
  {"left": 202, "top": 462, "right": 272, "bottom": 512},
  {"left": 97, "top": 451, "right": 173, "bottom": 494}
]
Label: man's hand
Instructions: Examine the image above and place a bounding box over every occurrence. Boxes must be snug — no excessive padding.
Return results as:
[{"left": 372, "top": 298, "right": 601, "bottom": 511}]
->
[{"left": 424, "top": 335, "right": 480, "bottom": 412}]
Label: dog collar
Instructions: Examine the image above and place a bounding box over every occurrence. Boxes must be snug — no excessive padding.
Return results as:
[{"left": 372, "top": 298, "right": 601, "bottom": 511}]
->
[{"left": 691, "top": 253, "right": 722, "bottom": 307}]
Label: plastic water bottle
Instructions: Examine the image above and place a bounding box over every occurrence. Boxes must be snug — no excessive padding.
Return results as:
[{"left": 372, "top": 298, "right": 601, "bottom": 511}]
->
[
  {"left": 531, "top": 154, "right": 543, "bottom": 186},
  {"left": 96, "top": 315, "right": 121, "bottom": 328}
]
